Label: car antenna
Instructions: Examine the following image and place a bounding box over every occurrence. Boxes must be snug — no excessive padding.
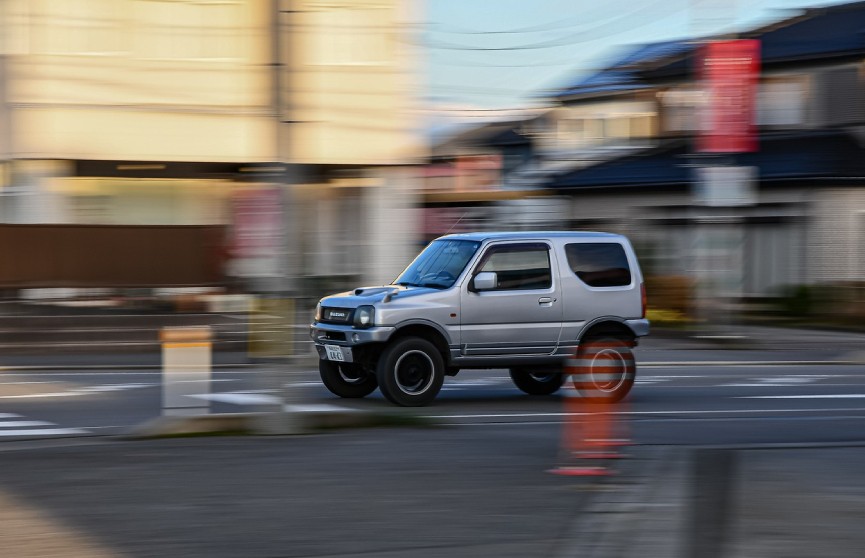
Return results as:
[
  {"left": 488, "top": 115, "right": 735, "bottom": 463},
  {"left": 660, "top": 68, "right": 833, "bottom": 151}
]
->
[{"left": 444, "top": 211, "right": 468, "bottom": 235}]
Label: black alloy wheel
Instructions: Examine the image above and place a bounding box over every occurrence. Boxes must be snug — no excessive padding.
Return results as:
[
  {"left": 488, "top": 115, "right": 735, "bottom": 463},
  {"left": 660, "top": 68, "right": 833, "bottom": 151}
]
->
[
  {"left": 319, "top": 360, "right": 378, "bottom": 398},
  {"left": 376, "top": 337, "right": 445, "bottom": 407}
]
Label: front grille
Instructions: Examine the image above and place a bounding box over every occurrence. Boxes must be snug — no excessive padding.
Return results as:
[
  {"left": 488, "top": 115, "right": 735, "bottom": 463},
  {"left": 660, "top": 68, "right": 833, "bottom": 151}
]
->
[
  {"left": 321, "top": 307, "right": 353, "bottom": 325},
  {"left": 324, "top": 331, "right": 346, "bottom": 341}
]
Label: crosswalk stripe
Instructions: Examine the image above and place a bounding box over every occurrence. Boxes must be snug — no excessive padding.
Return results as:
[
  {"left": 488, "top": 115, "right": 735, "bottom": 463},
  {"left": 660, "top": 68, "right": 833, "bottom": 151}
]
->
[{"left": 0, "top": 412, "right": 92, "bottom": 438}]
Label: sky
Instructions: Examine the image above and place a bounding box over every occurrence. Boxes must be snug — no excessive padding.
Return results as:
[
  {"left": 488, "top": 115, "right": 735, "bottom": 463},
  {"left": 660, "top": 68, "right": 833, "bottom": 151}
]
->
[{"left": 421, "top": 0, "right": 852, "bottom": 132}]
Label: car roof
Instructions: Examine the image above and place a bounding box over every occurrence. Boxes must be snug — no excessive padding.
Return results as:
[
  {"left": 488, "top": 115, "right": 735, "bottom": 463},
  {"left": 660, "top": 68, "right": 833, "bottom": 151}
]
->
[{"left": 437, "top": 231, "right": 624, "bottom": 242}]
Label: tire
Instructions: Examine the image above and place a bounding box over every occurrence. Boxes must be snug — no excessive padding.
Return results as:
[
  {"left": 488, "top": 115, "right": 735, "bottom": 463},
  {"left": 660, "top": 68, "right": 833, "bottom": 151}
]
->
[
  {"left": 376, "top": 337, "right": 445, "bottom": 407},
  {"left": 319, "top": 360, "right": 378, "bottom": 399},
  {"left": 509, "top": 368, "right": 564, "bottom": 395},
  {"left": 570, "top": 337, "right": 636, "bottom": 403}
]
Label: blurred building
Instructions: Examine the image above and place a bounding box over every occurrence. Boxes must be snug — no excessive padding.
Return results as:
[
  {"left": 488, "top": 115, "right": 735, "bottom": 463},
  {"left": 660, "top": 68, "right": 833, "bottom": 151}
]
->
[
  {"left": 427, "top": 1, "right": 865, "bottom": 315},
  {"left": 421, "top": 120, "right": 566, "bottom": 242},
  {"left": 0, "top": 0, "right": 425, "bottom": 296}
]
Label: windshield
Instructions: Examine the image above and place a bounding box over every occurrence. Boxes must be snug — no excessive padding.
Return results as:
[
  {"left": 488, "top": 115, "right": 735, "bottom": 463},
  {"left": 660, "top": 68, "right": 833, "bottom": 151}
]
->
[{"left": 394, "top": 239, "right": 481, "bottom": 289}]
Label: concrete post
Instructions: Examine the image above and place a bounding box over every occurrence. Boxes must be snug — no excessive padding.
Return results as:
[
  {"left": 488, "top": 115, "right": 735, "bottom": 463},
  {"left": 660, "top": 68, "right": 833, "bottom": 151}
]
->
[{"left": 160, "top": 326, "right": 212, "bottom": 416}]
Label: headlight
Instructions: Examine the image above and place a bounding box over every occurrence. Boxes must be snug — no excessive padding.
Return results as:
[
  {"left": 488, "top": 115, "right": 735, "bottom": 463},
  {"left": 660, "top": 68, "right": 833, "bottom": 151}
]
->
[
  {"left": 314, "top": 302, "right": 322, "bottom": 321},
  {"left": 354, "top": 305, "right": 374, "bottom": 328}
]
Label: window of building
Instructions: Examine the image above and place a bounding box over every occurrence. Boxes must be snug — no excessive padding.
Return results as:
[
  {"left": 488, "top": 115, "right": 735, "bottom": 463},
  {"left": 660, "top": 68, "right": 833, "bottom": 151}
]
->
[
  {"left": 630, "top": 114, "right": 655, "bottom": 138},
  {"left": 133, "top": 0, "right": 241, "bottom": 60},
  {"left": 585, "top": 118, "right": 606, "bottom": 141},
  {"left": 29, "top": 0, "right": 122, "bottom": 55},
  {"left": 306, "top": 4, "right": 393, "bottom": 66},
  {"left": 557, "top": 118, "right": 584, "bottom": 147},
  {"left": 607, "top": 116, "right": 631, "bottom": 140},
  {"left": 565, "top": 243, "right": 632, "bottom": 287},
  {"left": 818, "top": 68, "right": 864, "bottom": 126},
  {"left": 474, "top": 243, "right": 552, "bottom": 290},
  {"left": 757, "top": 76, "right": 808, "bottom": 127},
  {"left": 660, "top": 87, "right": 705, "bottom": 133}
]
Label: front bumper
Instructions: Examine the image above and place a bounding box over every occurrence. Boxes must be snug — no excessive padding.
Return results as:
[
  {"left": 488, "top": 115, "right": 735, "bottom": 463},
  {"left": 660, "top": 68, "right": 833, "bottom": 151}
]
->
[{"left": 309, "top": 322, "right": 395, "bottom": 348}]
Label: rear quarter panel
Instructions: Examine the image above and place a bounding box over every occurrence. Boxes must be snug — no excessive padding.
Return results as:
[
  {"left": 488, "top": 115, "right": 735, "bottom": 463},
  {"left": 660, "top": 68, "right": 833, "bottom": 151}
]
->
[{"left": 554, "top": 237, "right": 644, "bottom": 342}]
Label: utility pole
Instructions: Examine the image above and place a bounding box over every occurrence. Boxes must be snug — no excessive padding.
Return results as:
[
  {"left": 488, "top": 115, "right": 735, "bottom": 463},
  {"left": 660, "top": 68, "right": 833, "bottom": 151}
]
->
[
  {"left": 689, "top": 0, "right": 757, "bottom": 340},
  {"left": 249, "top": 0, "right": 305, "bottom": 435}
]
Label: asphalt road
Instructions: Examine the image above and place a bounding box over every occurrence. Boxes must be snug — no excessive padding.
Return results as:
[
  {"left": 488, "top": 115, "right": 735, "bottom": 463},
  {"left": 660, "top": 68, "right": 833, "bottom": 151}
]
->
[
  {"left": 1, "top": 344, "right": 865, "bottom": 447},
  {"left": 2, "top": 334, "right": 865, "bottom": 557}
]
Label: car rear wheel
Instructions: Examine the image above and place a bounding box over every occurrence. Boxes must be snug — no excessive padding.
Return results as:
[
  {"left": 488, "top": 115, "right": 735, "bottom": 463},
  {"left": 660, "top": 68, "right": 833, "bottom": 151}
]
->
[
  {"left": 509, "top": 368, "right": 564, "bottom": 395},
  {"left": 570, "top": 337, "right": 635, "bottom": 403},
  {"left": 376, "top": 337, "right": 444, "bottom": 407},
  {"left": 319, "top": 360, "right": 378, "bottom": 399}
]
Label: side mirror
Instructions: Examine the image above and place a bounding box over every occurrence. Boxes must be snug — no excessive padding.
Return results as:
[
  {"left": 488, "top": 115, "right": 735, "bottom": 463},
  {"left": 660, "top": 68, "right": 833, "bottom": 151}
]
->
[{"left": 473, "top": 271, "right": 497, "bottom": 291}]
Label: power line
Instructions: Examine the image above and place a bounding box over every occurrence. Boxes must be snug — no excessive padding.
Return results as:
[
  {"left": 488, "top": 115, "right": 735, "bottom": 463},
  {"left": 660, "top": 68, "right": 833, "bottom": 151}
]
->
[
  {"left": 420, "top": 1, "right": 682, "bottom": 52},
  {"left": 427, "top": 49, "right": 611, "bottom": 69},
  {"left": 425, "top": 0, "right": 669, "bottom": 36}
]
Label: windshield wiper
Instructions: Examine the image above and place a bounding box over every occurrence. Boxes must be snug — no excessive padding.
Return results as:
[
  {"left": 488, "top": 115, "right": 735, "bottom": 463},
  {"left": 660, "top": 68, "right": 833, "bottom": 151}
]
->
[{"left": 394, "top": 281, "right": 421, "bottom": 287}]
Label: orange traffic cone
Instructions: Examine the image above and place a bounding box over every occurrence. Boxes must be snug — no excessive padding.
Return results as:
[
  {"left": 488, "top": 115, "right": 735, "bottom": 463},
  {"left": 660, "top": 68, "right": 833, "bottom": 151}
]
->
[{"left": 548, "top": 354, "right": 631, "bottom": 476}]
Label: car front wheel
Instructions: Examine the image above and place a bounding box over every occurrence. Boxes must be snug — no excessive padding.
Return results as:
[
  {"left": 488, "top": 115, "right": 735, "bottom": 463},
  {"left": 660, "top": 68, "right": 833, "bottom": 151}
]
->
[
  {"left": 319, "top": 360, "right": 378, "bottom": 399},
  {"left": 376, "top": 337, "right": 444, "bottom": 407}
]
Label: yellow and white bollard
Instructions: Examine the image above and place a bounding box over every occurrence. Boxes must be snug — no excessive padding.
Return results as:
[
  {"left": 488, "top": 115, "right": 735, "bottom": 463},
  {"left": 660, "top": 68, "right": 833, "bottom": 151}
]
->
[{"left": 160, "top": 326, "right": 212, "bottom": 416}]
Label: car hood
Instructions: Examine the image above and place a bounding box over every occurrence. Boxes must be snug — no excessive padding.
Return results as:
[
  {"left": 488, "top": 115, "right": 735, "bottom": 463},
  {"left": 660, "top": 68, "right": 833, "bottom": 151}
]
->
[{"left": 321, "top": 285, "right": 440, "bottom": 308}]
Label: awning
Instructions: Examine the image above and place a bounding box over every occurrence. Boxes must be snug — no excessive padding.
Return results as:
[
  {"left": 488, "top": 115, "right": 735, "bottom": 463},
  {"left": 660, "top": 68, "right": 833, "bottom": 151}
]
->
[{"left": 549, "top": 131, "right": 865, "bottom": 190}]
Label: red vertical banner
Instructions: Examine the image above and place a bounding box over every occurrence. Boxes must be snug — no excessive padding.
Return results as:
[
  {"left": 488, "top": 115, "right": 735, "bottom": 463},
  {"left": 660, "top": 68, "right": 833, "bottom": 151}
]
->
[
  {"left": 231, "top": 187, "right": 283, "bottom": 258},
  {"left": 698, "top": 39, "right": 761, "bottom": 153}
]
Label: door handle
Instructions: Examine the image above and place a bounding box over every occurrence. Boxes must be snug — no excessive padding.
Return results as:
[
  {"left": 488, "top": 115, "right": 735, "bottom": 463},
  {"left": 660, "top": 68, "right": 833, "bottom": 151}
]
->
[{"left": 538, "top": 297, "right": 554, "bottom": 305}]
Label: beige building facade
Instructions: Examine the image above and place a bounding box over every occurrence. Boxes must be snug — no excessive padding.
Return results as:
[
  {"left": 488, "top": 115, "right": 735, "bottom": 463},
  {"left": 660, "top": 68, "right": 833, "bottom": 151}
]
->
[{"left": 0, "top": 0, "right": 425, "bottom": 289}]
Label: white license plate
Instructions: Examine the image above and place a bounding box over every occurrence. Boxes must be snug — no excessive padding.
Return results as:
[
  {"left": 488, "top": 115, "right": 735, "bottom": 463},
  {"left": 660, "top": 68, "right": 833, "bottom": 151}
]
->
[{"left": 325, "top": 344, "right": 345, "bottom": 362}]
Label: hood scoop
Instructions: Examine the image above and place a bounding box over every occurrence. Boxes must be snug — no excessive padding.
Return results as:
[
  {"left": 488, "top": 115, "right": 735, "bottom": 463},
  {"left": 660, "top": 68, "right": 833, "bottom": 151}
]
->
[{"left": 351, "top": 286, "right": 402, "bottom": 302}]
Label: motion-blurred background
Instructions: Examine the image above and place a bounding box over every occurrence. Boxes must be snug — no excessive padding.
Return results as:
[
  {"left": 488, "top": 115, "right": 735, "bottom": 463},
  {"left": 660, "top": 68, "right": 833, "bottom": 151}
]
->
[{"left": 0, "top": 0, "right": 862, "bottom": 357}]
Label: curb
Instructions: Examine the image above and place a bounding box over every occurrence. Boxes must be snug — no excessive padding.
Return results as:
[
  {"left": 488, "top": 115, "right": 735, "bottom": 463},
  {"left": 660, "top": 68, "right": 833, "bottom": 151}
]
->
[{"left": 121, "top": 406, "right": 441, "bottom": 439}]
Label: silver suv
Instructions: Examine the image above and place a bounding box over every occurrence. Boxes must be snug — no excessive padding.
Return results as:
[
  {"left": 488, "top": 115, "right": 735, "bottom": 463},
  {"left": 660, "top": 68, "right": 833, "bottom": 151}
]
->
[{"left": 309, "top": 231, "right": 649, "bottom": 406}]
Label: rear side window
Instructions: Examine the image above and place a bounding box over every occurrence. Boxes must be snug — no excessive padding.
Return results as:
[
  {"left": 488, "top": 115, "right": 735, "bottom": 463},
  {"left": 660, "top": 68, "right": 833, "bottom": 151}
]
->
[{"left": 565, "top": 243, "right": 632, "bottom": 287}]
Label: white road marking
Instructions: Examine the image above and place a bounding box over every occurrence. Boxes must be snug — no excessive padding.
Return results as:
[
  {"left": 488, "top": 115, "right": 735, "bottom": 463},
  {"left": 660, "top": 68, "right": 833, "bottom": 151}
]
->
[
  {"left": 0, "top": 381, "right": 235, "bottom": 399},
  {"left": 723, "top": 375, "right": 836, "bottom": 387},
  {"left": 187, "top": 392, "right": 282, "bottom": 405},
  {"left": 635, "top": 378, "right": 672, "bottom": 384},
  {"left": 740, "top": 394, "right": 865, "bottom": 399},
  {"left": 285, "top": 403, "right": 362, "bottom": 413},
  {"left": 0, "top": 381, "right": 54, "bottom": 385},
  {"left": 422, "top": 407, "right": 865, "bottom": 419},
  {"left": 0, "top": 393, "right": 81, "bottom": 399},
  {"left": 0, "top": 382, "right": 157, "bottom": 399},
  {"left": 0, "top": 413, "right": 92, "bottom": 437}
]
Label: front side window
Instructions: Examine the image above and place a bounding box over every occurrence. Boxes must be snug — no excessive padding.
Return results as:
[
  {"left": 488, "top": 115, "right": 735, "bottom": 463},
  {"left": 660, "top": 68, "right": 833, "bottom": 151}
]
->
[
  {"left": 395, "top": 239, "right": 481, "bottom": 289},
  {"left": 474, "top": 243, "right": 552, "bottom": 290},
  {"left": 565, "top": 243, "right": 632, "bottom": 287}
]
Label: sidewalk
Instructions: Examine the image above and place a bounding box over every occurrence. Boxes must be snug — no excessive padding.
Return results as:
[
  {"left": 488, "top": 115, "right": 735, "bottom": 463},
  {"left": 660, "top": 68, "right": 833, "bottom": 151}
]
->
[
  {"left": 0, "top": 430, "right": 589, "bottom": 558},
  {"left": 559, "top": 444, "right": 865, "bottom": 557},
  {"left": 1, "top": 434, "right": 863, "bottom": 557}
]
